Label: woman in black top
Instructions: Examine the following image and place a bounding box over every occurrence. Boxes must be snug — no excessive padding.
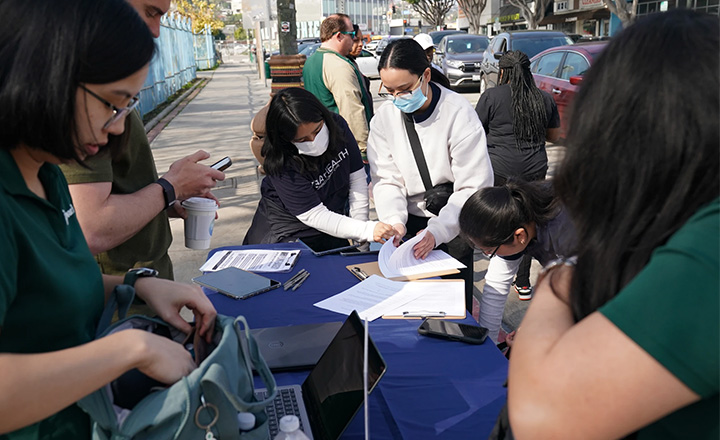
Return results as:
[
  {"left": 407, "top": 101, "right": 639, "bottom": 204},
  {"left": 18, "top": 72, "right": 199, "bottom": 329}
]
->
[{"left": 475, "top": 50, "right": 560, "bottom": 297}]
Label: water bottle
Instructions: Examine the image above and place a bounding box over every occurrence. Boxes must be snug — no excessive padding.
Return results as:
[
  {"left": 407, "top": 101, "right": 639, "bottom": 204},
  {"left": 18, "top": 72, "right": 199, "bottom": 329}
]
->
[{"left": 273, "top": 415, "right": 310, "bottom": 440}]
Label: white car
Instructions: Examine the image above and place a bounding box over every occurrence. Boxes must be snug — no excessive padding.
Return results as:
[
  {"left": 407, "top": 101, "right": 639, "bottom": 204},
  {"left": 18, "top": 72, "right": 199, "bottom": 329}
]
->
[
  {"left": 354, "top": 49, "right": 380, "bottom": 79},
  {"left": 300, "top": 44, "right": 379, "bottom": 79}
]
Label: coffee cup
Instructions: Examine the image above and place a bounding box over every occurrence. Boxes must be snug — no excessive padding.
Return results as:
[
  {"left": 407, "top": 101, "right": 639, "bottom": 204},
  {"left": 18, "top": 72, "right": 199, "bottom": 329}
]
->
[{"left": 181, "top": 197, "right": 218, "bottom": 249}]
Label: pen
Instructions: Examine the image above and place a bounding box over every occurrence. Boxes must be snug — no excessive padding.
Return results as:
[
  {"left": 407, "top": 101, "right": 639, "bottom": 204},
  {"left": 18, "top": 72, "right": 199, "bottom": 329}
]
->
[
  {"left": 291, "top": 271, "right": 310, "bottom": 291},
  {"left": 283, "top": 269, "right": 307, "bottom": 290},
  {"left": 402, "top": 311, "right": 446, "bottom": 318}
]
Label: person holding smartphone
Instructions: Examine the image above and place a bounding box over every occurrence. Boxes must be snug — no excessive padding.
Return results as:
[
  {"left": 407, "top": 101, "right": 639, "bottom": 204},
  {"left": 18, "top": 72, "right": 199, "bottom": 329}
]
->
[{"left": 243, "top": 88, "right": 394, "bottom": 248}]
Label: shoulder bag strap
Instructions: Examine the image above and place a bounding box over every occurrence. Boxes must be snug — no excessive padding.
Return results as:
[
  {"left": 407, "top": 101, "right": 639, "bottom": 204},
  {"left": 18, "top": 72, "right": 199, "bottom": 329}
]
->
[{"left": 402, "top": 112, "right": 433, "bottom": 191}]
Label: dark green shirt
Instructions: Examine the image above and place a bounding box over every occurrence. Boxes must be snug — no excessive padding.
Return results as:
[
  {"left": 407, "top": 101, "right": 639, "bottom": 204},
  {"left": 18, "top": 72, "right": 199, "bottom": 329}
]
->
[
  {"left": 59, "top": 111, "right": 174, "bottom": 280},
  {"left": 0, "top": 149, "right": 105, "bottom": 439},
  {"left": 600, "top": 198, "right": 719, "bottom": 439}
]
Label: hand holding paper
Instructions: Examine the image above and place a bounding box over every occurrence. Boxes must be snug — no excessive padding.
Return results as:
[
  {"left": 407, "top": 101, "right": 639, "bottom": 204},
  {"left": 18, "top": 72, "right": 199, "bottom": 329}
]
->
[{"left": 377, "top": 230, "right": 465, "bottom": 279}]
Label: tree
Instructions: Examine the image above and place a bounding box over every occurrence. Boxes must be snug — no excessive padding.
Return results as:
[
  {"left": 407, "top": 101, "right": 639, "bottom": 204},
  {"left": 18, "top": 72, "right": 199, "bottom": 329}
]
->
[
  {"left": 406, "top": 0, "right": 454, "bottom": 28},
  {"left": 456, "top": 0, "right": 488, "bottom": 34},
  {"left": 602, "top": 0, "right": 637, "bottom": 28},
  {"left": 505, "top": 0, "right": 553, "bottom": 29},
  {"left": 174, "top": 0, "right": 224, "bottom": 34}
]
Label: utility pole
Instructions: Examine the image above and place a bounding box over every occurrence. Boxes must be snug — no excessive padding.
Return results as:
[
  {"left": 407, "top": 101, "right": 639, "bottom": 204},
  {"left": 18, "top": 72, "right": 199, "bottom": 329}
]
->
[{"left": 276, "top": 0, "right": 297, "bottom": 55}]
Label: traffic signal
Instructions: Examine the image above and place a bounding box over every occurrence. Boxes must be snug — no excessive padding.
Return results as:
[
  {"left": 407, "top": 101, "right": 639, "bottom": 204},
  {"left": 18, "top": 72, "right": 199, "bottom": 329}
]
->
[
  {"left": 403, "top": 19, "right": 407, "bottom": 25},
  {"left": 392, "top": 5, "right": 396, "bottom": 13}
]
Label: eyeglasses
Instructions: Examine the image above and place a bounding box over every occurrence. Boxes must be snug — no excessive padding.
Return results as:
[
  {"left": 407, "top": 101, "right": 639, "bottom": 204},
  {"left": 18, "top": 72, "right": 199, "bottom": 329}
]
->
[
  {"left": 80, "top": 85, "right": 140, "bottom": 130},
  {"left": 478, "top": 230, "right": 517, "bottom": 259},
  {"left": 378, "top": 76, "right": 423, "bottom": 100},
  {"left": 339, "top": 30, "right": 357, "bottom": 38}
]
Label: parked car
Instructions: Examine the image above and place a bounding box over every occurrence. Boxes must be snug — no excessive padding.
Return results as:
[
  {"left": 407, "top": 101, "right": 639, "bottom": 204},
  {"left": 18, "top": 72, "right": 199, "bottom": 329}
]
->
[
  {"left": 374, "top": 35, "right": 411, "bottom": 57},
  {"left": 434, "top": 34, "right": 490, "bottom": 89},
  {"left": 299, "top": 43, "right": 379, "bottom": 79},
  {"left": 479, "top": 30, "right": 573, "bottom": 93},
  {"left": 530, "top": 41, "right": 609, "bottom": 139},
  {"left": 365, "top": 39, "right": 380, "bottom": 52},
  {"left": 297, "top": 37, "right": 321, "bottom": 45},
  {"left": 428, "top": 29, "right": 467, "bottom": 47}
]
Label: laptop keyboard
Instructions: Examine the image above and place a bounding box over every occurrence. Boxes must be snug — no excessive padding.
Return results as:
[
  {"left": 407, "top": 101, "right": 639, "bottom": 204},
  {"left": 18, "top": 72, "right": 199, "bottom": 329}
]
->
[{"left": 255, "top": 388, "right": 307, "bottom": 438}]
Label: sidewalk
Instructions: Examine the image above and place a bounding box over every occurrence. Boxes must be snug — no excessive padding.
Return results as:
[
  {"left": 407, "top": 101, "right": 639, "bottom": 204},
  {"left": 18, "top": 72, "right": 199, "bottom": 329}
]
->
[{"left": 151, "top": 56, "right": 561, "bottom": 334}]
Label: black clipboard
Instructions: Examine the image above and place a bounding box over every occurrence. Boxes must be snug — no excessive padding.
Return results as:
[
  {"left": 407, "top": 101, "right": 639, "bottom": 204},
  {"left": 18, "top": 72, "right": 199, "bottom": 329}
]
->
[
  {"left": 192, "top": 267, "right": 281, "bottom": 299},
  {"left": 298, "top": 238, "right": 360, "bottom": 256}
]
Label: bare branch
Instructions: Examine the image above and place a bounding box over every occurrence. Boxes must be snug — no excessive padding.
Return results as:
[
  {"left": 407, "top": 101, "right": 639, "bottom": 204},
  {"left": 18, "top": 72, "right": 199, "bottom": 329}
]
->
[
  {"left": 456, "top": 0, "right": 489, "bottom": 33},
  {"left": 407, "top": 0, "right": 455, "bottom": 27}
]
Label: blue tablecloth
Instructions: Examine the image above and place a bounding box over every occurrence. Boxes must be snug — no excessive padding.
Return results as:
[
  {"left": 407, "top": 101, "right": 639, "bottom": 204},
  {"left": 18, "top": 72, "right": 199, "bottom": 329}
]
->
[{"left": 203, "top": 243, "right": 508, "bottom": 439}]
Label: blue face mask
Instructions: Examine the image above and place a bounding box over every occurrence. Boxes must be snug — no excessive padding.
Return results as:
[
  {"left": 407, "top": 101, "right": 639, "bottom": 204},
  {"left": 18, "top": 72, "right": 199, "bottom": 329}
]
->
[{"left": 393, "top": 77, "right": 427, "bottom": 113}]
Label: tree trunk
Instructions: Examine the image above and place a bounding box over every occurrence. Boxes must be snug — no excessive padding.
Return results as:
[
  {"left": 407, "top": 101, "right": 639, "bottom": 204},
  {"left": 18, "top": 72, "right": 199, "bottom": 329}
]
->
[{"left": 603, "top": 0, "right": 638, "bottom": 28}]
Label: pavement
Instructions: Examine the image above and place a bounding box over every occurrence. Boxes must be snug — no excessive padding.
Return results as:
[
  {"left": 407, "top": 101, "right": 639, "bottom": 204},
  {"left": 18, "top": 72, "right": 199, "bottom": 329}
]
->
[{"left": 151, "top": 55, "right": 566, "bottom": 334}]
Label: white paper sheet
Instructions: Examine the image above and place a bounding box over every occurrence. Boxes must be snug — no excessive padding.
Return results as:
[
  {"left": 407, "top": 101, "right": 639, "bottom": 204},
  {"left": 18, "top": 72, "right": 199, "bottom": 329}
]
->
[
  {"left": 313, "top": 275, "right": 465, "bottom": 321},
  {"left": 199, "top": 249, "right": 300, "bottom": 273},
  {"left": 378, "top": 230, "right": 466, "bottom": 279}
]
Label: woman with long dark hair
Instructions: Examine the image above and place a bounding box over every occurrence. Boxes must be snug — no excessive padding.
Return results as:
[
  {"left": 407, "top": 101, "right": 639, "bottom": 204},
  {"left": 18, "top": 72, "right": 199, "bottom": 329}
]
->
[
  {"left": 475, "top": 50, "right": 561, "bottom": 300},
  {"left": 0, "top": 0, "right": 216, "bottom": 437},
  {"left": 244, "top": 87, "right": 393, "bottom": 248},
  {"left": 508, "top": 10, "right": 718, "bottom": 438},
  {"left": 368, "top": 38, "right": 493, "bottom": 310},
  {"left": 458, "top": 180, "right": 575, "bottom": 341}
]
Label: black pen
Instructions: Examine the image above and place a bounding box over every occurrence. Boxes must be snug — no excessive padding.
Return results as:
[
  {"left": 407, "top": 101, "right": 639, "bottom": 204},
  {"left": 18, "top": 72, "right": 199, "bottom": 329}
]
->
[
  {"left": 291, "top": 271, "right": 310, "bottom": 291},
  {"left": 283, "top": 269, "right": 307, "bottom": 290}
]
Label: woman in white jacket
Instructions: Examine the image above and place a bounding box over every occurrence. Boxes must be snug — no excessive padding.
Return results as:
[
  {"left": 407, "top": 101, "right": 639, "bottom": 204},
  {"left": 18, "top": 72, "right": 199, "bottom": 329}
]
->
[{"left": 367, "top": 38, "right": 494, "bottom": 310}]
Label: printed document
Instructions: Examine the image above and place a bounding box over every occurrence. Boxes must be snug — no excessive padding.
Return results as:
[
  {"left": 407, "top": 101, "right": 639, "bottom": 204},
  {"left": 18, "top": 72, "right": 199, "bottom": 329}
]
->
[
  {"left": 378, "top": 230, "right": 466, "bottom": 279},
  {"left": 199, "top": 249, "right": 300, "bottom": 273},
  {"left": 314, "top": 275, "right": 465, "bottom": 321}
]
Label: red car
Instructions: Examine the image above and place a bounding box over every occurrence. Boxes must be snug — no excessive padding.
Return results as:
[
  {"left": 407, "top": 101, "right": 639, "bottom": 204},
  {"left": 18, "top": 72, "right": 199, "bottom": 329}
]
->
[{"left": 530, "top": 42, "right": 608, "bottom": 139}]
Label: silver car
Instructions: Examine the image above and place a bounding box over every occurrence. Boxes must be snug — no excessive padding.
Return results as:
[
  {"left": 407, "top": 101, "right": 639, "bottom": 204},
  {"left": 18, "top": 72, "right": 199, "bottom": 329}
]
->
[{"left": 435, "top": 34, "right": 490, "bottom": 89}]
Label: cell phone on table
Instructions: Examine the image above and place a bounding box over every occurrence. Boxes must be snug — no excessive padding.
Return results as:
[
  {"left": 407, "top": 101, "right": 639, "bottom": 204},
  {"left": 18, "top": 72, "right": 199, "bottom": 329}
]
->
[
  {"left": 211, "top": 156, "right": 232, "bottom": 171},
  {"left": 418, "top": 318, "right": 489, "bottom": 345}
]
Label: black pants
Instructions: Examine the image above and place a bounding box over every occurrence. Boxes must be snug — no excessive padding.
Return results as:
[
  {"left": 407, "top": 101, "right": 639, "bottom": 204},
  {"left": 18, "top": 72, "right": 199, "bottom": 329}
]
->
[
  {"left": 493, "top": 170, "right": 546, "bottom": 288},
  {"left": 405, "top": 214, "right": 475, "bottom": 312}
]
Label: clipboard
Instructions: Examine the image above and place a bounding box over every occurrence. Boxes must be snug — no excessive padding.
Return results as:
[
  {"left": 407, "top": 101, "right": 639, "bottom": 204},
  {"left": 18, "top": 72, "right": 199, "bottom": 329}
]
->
[
  {"left": 346, "top": 261, "right": 460, "bottom": 282},
  {"left": 381, "top": 279, "right": 466, "bottom": 320}
]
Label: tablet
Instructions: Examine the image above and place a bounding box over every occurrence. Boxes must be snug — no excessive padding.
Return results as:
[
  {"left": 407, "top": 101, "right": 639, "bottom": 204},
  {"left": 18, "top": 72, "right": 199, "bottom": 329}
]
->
[
  {"left": 298, "top": 238, "right": 360, "bottom": 256},
  {"left": 340, "top": 241, "right": 383, "bottom": 256},
  {"left": 192, "top": 267, "right": 280, "bottom": 299}
]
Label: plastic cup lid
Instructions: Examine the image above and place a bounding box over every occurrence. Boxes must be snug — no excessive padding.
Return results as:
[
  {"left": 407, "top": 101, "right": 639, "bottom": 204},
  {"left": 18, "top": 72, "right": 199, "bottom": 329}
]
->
[
  {"left": 237, "top": 412, "right": 256, "bottom": 431},
  {"left": 181, "top": 197, "right": 217, "bottom": 210}
]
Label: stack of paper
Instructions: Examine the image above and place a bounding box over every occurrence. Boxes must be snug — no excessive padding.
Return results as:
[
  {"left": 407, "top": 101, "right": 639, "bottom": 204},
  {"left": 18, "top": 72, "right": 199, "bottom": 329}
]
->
[
  {"left": 314, "top": 275, "right": 465, "bottom": 321},
  {"left": 200, "top": 249, "right": 300, "bottom": 273},
  {"left": 377, "top": 230, "right": 466, "bottom": 280}
]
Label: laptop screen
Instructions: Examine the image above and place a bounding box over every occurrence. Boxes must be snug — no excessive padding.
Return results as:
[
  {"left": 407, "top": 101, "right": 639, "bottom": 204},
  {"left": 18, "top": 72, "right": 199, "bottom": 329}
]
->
[{"left": 301, "top": 311, "right": 387, "bottom": 440}]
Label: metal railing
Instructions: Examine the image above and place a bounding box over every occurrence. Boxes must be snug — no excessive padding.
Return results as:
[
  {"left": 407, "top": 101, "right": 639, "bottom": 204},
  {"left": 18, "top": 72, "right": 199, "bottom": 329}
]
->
[{"left": 137, "top": 13, "right": 216, "bottom": 117}]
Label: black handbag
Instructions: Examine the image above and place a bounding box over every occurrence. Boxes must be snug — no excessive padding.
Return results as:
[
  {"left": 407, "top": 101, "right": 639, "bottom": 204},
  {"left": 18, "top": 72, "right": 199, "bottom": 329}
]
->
[{"left": 402, "top": 113, "right": 454, "bottom": 216}]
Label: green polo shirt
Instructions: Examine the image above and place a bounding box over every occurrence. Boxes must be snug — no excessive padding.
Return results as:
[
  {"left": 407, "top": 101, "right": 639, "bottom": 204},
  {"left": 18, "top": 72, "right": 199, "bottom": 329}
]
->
[
  {"left": 58, "top": 111, "right": 174, "bottom": 280},
  {"left": 0, "top": 149, "right": 104, "bottom": 439},
  {"left": 600, "top": 198, "right": 719, "bottom": 439}
]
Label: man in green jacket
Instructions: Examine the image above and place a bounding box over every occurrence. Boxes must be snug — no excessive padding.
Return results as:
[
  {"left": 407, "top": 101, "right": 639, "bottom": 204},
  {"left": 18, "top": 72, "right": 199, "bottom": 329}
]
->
[{"left": 303, "top": 13, "right": 373, "bottom": 161}]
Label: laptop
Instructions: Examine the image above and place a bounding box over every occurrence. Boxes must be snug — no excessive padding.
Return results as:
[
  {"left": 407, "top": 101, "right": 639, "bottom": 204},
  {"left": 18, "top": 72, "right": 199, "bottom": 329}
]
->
[
  {"left": 255, "top": 311, "right": 387, "bottom": 440},
  {"left": 251, "top": 321, "right": 343, "bottom": 372}
]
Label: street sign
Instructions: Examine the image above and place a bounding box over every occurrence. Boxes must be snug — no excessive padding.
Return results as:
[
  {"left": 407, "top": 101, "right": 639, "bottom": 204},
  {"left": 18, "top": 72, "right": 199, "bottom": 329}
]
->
[{"left": 281, "top": 21, "right": 290, "bottom": 32}]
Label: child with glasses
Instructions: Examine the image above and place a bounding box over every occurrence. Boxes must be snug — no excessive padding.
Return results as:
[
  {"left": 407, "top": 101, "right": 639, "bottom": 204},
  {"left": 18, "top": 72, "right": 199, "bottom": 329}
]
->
[{"left": 458, "top": 179, "right": 576, "bottom": 342}]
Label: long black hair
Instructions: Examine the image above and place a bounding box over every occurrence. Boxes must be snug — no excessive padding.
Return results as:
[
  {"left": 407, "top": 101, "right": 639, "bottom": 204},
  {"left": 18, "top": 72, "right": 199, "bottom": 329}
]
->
[
  {"left": 553, "top": 10, "right": 719, "bottom": 321},
  {"left": 0, "top": 0, "right": 155, "bottom": 162},
  {"left": 459, "top": 179, "right": 558, "bottom": 247},
  {"left": 261, "top": 87, "right": 344, "bottom": 177},
  {"left": 498, "top": 51, "right": 547, "bottom": 148},
  {"left": 378, "top": 38, "right": 430, "bottom": 77}
]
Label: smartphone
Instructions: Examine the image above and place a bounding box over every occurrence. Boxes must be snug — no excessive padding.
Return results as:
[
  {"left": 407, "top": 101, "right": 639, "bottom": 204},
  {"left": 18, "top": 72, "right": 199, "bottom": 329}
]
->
[
  {"left": 418, "top": 318, "right": 489, "bottom": 345},
  {"left": 211, "top": 156, "right": 232, "bottom": 171}
]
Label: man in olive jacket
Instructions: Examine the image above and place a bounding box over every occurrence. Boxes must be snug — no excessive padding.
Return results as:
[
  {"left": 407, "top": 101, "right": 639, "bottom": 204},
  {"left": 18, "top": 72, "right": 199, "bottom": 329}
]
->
[{"left": 302, "top": 13, "right": 373, "bottom": 160}]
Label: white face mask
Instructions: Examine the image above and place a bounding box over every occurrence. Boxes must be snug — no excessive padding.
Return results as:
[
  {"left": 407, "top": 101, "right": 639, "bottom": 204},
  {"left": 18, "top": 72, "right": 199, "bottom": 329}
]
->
[{"left": 293, "top": 123, "right": 330, "bottom": 157}]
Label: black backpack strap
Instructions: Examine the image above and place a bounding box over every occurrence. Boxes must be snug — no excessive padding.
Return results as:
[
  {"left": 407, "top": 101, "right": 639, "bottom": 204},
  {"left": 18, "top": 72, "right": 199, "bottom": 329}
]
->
[{"left": 402, "top": 112, "right": 433, "bottom": 191}]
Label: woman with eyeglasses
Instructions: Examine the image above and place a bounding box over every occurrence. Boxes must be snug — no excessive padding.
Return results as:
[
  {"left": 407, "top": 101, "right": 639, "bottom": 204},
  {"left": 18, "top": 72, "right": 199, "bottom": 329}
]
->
[
  {"left": 367, "top": 38, "right": 493, "bottom": 311},
  {"left": 0, "top": 0, "right": 216, "bottom": 437},
  {"left": 243, "top": 87, "right": 393, "bottom": 248},
  {"left": 458, "top": 180, "right": 576, "bottom": 341}
]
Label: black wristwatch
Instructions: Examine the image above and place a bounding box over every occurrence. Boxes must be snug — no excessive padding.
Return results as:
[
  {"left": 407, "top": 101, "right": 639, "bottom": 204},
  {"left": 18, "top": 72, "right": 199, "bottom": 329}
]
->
[
  {"left": 124, "top": 267, "right": 159, "bottom": 287},
  {"left": 155, "top": 177, "right": 176, "bottom": 210}
]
